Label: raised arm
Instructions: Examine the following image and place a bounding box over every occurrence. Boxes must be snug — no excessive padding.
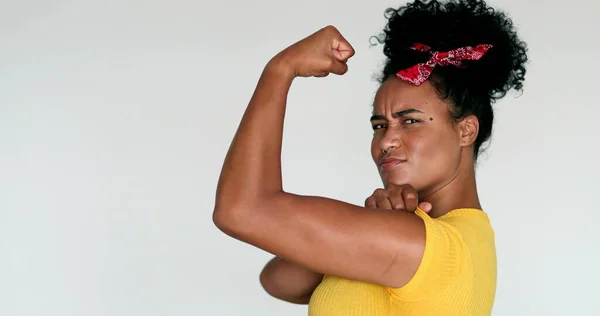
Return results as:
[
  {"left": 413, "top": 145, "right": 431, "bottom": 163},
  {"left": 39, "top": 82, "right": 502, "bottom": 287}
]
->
[{"left": 213, "top": 26, "right": 426, "bottom": 288}]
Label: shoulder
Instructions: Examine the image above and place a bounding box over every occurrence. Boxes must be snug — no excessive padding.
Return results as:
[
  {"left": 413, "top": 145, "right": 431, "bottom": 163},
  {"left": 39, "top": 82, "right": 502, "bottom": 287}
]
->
[
  {"left": 387, "top": 208, "right": 494, "bottom": 299},
  {"left": 433, "top": 208, "right": 495, "bottom": 244}
]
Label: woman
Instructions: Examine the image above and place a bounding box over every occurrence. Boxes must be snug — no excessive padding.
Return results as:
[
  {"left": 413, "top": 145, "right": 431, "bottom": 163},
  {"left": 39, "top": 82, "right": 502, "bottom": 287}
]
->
[{"left": 213, "top": 0, "right": 527, "bottom": 314}]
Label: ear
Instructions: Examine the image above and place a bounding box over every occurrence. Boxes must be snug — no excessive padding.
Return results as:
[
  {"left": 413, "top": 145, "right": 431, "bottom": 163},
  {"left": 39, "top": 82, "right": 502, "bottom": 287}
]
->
[{"left": 457, "top": 114, "right": 479, "bottom": 147}]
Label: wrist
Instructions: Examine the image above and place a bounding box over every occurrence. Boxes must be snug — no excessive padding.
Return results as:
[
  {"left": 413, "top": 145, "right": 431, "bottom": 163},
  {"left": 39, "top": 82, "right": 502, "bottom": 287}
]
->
[{"left": 265, "top": 53, "right": 296, "bottom": 80}]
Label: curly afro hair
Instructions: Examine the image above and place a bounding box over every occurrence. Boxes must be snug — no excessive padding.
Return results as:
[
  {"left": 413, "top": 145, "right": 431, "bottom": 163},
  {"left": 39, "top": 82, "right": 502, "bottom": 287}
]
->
[{"left": 372, "top": 0, "right": 528, "bottom": 159}]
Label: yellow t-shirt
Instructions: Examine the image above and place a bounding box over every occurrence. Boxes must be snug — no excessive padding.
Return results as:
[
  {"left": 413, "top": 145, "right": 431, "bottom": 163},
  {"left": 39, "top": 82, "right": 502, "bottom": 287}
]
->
[{"left": 308, "top": 208, "right": 496, "bottom": 316}]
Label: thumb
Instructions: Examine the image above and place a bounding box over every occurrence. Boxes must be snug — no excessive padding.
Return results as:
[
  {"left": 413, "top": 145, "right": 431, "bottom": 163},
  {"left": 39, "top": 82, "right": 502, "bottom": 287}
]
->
[
  {"left": 329, "top": 59, "right": 348, "bottom": 75},
  {"left": 418, "top": 201, "right": 433, "bottom": 213}
]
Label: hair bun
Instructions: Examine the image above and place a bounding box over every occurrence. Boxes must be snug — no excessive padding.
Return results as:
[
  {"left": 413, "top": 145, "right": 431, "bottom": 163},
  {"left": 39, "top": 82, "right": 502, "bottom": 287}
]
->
[{"left": 374, "top": 0, "right": 528, "bottom": 101}]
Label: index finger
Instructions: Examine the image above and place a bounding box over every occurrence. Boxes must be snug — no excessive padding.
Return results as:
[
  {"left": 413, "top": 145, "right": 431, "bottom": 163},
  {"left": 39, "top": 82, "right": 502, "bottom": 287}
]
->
[{"left": 401, "top": 189, "right": 418, "bottom": 212}]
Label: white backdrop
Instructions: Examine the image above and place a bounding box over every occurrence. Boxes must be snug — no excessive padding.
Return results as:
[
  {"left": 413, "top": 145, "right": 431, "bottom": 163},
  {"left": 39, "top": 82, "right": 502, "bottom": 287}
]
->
[{"left": 2, "top": 0, "right": 599, "bottom": 315}]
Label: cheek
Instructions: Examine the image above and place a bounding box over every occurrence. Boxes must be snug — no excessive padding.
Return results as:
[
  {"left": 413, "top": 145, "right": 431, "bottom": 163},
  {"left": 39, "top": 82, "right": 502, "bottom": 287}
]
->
[
  {"left": 407, "top": 134, "right": 436, "bottom": 157},
  {"left": 410, "top": 129, "right": 455, "bottom": 159},
  {"left": 370, "top": 136, "right": 380, "bottom": 161}
]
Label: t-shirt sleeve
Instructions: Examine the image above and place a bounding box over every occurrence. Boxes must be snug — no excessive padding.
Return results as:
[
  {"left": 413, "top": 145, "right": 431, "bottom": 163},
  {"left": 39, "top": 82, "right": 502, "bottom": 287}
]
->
[{"left": 387, "top": 209, "right": 468, "bottom": 300}]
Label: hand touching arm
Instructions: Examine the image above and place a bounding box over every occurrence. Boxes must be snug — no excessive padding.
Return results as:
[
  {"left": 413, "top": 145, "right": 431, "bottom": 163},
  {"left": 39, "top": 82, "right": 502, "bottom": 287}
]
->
[{"left": 213, "top": 26, "right": 426, "bottom": 288}]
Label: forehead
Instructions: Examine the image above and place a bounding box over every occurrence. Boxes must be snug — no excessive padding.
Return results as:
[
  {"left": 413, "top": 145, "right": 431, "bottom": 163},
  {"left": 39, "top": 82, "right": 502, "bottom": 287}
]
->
[{"left": 372, "top": 77, "right": 448, "bottom": 114}]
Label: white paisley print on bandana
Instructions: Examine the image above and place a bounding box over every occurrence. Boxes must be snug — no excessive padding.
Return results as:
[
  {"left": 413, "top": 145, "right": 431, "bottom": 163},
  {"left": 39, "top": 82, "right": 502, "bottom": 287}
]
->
[{"left": 396, "top": 43, "right": 493, "bottom": 86}]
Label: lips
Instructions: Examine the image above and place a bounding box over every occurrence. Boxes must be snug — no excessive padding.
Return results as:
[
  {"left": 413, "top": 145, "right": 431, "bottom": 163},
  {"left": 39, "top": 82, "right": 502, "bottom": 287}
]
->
[{"left": 379, "top": 157, "right": 406, "bottom": 170}]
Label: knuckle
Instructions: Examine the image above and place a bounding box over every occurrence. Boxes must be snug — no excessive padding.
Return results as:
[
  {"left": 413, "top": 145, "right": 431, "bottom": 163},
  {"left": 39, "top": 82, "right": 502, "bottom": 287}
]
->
[
  {"left": 373, "top": 188, "right": 386, "bottom": 196},
  {"left": 323, "top": 25, "right": 336, "bottom": 33},
  {"left": 389, "top": 187, "right": 402, "bottom": 196},
  {"left": 391, "top": 184, "right": 405, "bottom": 193}
]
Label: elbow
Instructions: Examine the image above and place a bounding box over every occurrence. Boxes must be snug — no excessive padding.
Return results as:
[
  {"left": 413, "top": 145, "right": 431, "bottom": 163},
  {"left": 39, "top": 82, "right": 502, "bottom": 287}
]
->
[
  {"left": 212, "top": 206, "right": 242, "bottom": 236},
  {"left": 213, "top": 192, "right": 281, "bottom": 234},
  {"left": 259, "top": 268, "right": 277, "bottom": 296},
  {"left": 259, "top": 269, "right": 312, "bottom": 305},
  {"left": 212, "top": 198, "right": 258, "bottom": 237},
  {"left": 212, "top": 191, "right": 244, "bottom": 234}
]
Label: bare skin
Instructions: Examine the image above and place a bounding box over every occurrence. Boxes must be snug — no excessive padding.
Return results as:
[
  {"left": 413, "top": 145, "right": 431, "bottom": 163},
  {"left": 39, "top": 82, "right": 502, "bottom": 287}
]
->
[
  {"left": 259, "top": 257, "right": 324, "bottom": 304},
  {"left": 213, "top": 26, "right": 482, "bottom": 303},
  {"left": 259, "top": 184, "right": 432, "bottom": 304}
]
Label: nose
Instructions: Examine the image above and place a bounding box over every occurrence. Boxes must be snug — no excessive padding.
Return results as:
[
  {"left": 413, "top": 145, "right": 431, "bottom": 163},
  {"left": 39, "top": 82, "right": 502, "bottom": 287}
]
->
[{"left": 379, "top": 127, "right": 401, "bottom": 155}]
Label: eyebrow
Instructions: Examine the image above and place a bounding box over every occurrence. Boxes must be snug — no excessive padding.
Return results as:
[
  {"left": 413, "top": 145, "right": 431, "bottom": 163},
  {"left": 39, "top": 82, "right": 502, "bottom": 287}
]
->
[{"left": 370, "top": 109, "right": 424, "bottom": 121}]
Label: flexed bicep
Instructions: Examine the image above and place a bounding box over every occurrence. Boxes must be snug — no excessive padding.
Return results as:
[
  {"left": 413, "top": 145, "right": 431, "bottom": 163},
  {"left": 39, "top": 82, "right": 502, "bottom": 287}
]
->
[{"left": 216, "top": 193, "right": 426, "bottom": 288}]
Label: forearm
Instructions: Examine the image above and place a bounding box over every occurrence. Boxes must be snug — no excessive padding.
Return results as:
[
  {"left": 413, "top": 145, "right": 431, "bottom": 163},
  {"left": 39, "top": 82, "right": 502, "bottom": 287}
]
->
[
  {"left": 214, "top": 58, "right": 293, "bottom": 214},
  {"left": 211, "top": 26, "right": 424, "bottom": 290},
  {"left": 260, "top": 256, "right": 324, "bottom": 304}
]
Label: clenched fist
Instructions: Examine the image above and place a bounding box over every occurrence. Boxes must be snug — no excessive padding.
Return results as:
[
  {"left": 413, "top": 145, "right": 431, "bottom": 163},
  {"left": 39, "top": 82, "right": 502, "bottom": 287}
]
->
[
  {"left": 365, "top": 184, "right": 433, "bottom": 213},
  {"left": 270, "top": 25, "right": 355, "bottom": 78}
]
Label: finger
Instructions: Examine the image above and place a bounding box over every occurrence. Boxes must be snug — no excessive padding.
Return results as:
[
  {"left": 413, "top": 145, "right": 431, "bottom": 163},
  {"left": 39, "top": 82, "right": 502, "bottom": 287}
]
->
[
  {"left": 329, "top": 26, "right": 354, "bottom": 58},
  {"left": 401, "top": 189, "right": 419, "bottom": 212},
  {"left": 331, "top": 40, "right": 354, "bottom": 62},
  {"left": 329, "top": 60, "right": 348, "bottom": 75},
  {"left": 332, "top": 48, "right": 343, "bottom": 60},
  {"left": 418, "top": 201, "right": 433, "bottom": 213},
  {"left": 387, "top": 187, "right": 407, "bottom": 211},
  {"left": 374, "top": 194, "right": 393, "bottom": 210},
  {"left": 365, "top": 196, "right": 376, "bottom": 208}
]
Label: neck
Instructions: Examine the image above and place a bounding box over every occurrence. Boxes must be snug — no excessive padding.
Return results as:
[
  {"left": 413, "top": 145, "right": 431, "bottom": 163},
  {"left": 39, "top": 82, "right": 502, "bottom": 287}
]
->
[{"left": 420, "top": 156, "right": 481, "bottom": 218}]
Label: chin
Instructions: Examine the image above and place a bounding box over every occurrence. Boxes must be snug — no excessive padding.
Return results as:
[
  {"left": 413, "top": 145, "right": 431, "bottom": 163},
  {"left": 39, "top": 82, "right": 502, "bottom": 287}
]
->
[{"left": 381, "top": 172, "right": 414, "bottom": 187}]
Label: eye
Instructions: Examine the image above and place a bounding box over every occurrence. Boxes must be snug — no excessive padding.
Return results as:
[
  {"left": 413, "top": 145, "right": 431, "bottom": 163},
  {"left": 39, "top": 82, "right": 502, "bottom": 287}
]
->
[
  {"left": 372, "top": 123, "right": 387, "bottom": 130},
  {"left": 403, "top": 118, "right": 421, "bottom": 124}
]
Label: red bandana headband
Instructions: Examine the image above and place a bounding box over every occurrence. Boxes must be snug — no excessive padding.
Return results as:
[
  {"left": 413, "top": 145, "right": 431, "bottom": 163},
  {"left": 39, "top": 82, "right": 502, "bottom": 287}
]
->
[{"left": 396, "top": 43, "right": 493, "bottom": 86}]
